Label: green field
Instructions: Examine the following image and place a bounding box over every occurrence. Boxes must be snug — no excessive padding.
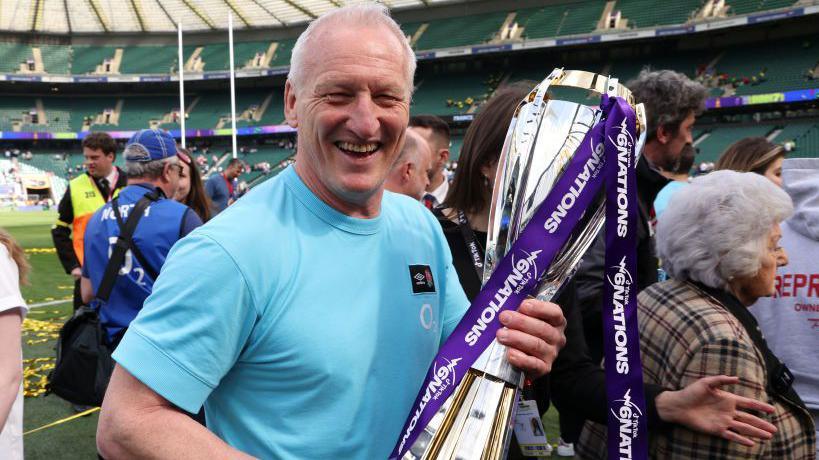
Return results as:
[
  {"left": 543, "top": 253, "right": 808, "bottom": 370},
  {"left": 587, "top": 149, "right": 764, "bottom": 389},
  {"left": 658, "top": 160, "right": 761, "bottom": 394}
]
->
[{"left": 4, "top": 209, "right": 570, "bottom": 459}]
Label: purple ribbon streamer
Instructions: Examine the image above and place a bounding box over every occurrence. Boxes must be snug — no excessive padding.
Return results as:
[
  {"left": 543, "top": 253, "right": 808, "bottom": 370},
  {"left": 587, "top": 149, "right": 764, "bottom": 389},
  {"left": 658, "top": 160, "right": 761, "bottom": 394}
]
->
[
  {"left": 390, "top": 95, "right": 647, "bottom": 460},
  {"left": 601, "top": 96, "right": 648, "bottom": 459}
]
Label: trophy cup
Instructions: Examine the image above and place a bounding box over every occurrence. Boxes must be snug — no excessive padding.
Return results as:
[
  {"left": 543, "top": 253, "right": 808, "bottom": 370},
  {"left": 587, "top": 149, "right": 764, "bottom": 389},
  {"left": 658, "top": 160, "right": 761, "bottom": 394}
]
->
[{"left": 398, "top": 69, "right": 647, "bottom": 460}]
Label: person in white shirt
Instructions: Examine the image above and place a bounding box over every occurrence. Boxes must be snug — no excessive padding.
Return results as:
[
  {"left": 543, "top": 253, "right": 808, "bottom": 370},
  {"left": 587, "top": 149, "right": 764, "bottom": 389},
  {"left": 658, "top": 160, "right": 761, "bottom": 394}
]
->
[{"left": 0, "top": 229, "right": 29, "bottom": 460}]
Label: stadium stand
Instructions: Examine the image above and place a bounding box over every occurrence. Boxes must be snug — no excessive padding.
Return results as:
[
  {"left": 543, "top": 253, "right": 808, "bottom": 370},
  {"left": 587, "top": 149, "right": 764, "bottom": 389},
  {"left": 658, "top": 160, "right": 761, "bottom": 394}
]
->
[
  {"left": 268, "top": 39, "right": 296, "bottom": 68},
  {"left": 714, "top": 39, "right": 819, "bottom": 96},
  {"left": 695, "top": 124, "right": 774, "bottom": 162},
  {"left": 0, "top": 97, "right": 38, "bottom": 131},
  {"left": 726, "top": 0, "right": 798, "bottom": 16},
  {"left": 119, "top": 45, "right": 178, "bottom": 74},
  {"left": 514, "top": 3, "right": 599, "bottom": 39},
  {"left": 411, "top": 11, "right": 508, "bottom": 50},
  {"left": 72, "top": 45, "right": 120, "bottom": 74},
  {"left": 613, "top": 0, "right": 702, "bottom": 28}
]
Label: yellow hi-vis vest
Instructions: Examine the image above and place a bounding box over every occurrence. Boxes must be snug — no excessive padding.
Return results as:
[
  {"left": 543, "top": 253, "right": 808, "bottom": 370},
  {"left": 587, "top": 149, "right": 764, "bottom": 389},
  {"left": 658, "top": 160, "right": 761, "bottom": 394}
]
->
[{"left": 67, "top": 173, "right": 121, "bottom": 266}]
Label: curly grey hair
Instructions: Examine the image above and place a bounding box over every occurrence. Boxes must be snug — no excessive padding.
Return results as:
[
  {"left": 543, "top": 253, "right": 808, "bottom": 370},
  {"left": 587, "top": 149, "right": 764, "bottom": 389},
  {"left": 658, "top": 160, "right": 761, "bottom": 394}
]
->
[
  {"left": 124, "top": 143, "right": 178, "bottom": 179},
  {"left": 288, "top": 3, "right": 416, "bottom": 97},
  {"left": 657, "top": 170, "right": 793, "bottom": 289},
  {"left": 627, "top": 69, "right": 707, "bottom": 142}
]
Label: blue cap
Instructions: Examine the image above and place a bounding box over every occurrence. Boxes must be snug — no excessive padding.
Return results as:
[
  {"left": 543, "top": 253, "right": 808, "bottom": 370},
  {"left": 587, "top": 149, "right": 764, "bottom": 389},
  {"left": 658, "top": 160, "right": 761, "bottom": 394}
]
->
[{"left": 124, "top": 129, "right": 178, "bottom": 162}]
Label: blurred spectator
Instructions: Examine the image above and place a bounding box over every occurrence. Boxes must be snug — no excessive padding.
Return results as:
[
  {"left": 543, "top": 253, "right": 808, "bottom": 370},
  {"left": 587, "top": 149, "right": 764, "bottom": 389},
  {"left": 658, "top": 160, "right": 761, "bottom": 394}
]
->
[
  {"left": 578, "top": 170, "right": 815, "bottom": 458},
  {"left": 80, "top": 129, "right": 202, "bottom": 349},
  {"left": 205, "top": 158, "right": 243, "bottom": 215},
  {"left": 384, "top": 129, "right": 431, "bottom": 200},
  {"left": 174, "top": 148, "right": 212, "bottom": 222},
  {"left": 654, "top": 139, "right": 697, "bottom": 218},
  {"left": 752, "top": 158, "right": 819, "bottom": 455},
  {"left": 52, "top": 132, "right": 126, "bottom": 311},
  {"left": 410, "top": 115, "right": 451, "bottom": 209},
  {"left": 716, "top": 137, "right": 786, "bottom": 187},
  {"left": 0, "top": 229, "right": 28, "bottom": 460},
  {"left": 574, "top": 69, "right": 707, "bottom": 363}
]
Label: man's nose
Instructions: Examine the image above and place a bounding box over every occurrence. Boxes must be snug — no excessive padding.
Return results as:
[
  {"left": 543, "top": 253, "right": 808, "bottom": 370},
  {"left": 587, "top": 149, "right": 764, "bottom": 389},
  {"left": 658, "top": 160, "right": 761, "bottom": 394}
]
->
[{"left": 347, "top": 95, "right": 379, "bottom": 139}]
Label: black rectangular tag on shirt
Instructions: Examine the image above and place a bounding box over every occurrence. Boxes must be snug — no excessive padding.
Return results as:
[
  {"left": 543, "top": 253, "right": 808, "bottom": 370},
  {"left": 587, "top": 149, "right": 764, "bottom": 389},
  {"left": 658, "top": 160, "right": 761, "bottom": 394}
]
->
[{"left": 409, "top": 265, "right": 436, "bottom": 294}]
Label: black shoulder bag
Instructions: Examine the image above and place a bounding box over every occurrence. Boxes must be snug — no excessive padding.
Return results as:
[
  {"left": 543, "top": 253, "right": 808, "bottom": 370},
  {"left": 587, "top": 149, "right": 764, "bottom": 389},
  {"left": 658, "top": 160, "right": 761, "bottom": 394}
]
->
[{"left": 48, "top": 192, "right": 158, "bottom": 406}]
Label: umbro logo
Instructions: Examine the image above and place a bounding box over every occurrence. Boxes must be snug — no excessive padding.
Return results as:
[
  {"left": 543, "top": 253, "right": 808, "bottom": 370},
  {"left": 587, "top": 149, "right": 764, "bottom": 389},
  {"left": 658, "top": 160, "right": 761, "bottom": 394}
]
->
[{"left": 409, "top": 264, "right": 436, "bottom": 294}]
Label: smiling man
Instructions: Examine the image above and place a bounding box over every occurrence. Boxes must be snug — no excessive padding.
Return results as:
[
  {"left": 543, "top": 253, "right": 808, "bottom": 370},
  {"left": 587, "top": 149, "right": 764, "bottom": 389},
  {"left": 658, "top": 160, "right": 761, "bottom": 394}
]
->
[{"left": 96, "top": 5, "right": 566, "bottom": 459}]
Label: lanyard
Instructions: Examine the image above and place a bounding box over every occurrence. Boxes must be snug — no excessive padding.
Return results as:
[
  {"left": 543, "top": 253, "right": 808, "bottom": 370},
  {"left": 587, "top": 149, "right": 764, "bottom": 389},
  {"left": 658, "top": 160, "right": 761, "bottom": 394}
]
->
[{"left": 456, "top": 210, "right": 485, "bottom": 280}]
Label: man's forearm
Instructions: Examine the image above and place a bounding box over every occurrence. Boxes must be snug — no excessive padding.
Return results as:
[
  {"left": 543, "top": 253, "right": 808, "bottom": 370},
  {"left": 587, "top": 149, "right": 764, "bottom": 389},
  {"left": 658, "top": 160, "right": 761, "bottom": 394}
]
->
[{"left": 98, "top": 405, "right": 253, "bottom": 459}]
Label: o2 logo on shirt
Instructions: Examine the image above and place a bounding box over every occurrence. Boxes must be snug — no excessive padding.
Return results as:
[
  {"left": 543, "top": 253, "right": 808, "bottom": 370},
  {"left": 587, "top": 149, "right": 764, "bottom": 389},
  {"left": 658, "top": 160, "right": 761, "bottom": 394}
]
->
[
  {"left": 419, "top": 304, "right": 434, "bottom": 330},
  {"left": 107, "top": 236, "right": 147, "bottom": 287}
]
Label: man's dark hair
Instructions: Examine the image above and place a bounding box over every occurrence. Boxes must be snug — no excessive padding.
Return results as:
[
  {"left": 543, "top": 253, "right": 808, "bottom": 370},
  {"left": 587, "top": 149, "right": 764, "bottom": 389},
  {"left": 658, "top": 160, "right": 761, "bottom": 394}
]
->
[
  {"left": 82, "top": 132, "right": 117, "bottom": 157},
  {"left": 627, "top": 69, "right": 707, "bottom": 143},
  {"left": 409, "top": 115, "right": 450, "bottom": 143},
  {"left": 227, "top": 158, "right": 244, "bottom": 169}
]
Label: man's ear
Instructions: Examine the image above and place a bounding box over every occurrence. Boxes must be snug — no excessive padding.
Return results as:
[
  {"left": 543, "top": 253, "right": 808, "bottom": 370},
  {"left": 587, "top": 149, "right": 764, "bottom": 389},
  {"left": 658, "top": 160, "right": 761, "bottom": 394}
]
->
[
  {"left": 655, "top": 124, "right": 672, "bottom": 145},
  {"left": 403, "top": 162, "right": 414, "bottom": 183},
  {"left": 284, "top": 80, "right": 298, "bottom": 128},
  {"left": 439, "top": 148, "right": 450, "bottom": 165}
]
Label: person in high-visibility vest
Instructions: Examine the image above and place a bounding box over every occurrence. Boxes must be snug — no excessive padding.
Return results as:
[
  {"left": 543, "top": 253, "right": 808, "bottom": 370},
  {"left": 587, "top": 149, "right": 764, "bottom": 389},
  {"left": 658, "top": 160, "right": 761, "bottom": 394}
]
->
[{"left": 52, "top": 132, "right": 127, "bottom": 310}]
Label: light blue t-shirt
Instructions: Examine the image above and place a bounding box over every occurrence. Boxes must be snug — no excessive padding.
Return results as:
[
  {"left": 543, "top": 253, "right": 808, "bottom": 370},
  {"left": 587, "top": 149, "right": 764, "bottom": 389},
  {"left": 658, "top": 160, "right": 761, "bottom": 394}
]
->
[
  {"left": 113, "top": 166, "right": 470, "bottom": 459},
  {"left": 653, "top": 180, "right": 689, "bottom": 219}
]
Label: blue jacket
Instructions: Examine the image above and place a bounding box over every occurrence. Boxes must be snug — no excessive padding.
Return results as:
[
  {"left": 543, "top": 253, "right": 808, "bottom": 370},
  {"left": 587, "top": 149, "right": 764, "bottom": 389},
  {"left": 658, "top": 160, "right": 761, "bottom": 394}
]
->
[{"left": 83, "top": 183, "right": 202, "bottom": 342}]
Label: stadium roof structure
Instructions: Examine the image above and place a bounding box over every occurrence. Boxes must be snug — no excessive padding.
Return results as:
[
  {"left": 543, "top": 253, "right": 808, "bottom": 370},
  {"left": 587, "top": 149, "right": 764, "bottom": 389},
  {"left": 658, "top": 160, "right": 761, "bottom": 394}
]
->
[{"left": 0, "top": 0, "right": 476, "bottom": 34}]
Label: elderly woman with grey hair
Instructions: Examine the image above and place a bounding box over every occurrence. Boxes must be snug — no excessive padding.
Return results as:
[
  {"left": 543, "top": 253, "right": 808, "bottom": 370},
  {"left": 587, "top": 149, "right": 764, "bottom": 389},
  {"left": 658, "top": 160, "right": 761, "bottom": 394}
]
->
[{"left": 576, "top": 170, "right": 816, "bottom": 459}]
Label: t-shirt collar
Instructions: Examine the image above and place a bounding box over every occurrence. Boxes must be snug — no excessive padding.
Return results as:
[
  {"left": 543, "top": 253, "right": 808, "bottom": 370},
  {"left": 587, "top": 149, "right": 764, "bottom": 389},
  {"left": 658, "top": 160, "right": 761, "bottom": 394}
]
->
[{"left": 282, "top": 166, "right": 382, "bottom": 235}]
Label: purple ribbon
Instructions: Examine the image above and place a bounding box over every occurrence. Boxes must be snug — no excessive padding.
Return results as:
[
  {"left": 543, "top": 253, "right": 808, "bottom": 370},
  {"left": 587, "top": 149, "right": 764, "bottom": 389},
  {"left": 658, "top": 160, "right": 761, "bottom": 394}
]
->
[
  {"left": 390, "top": 95, "right": 648, "bottom": 460},
  {"left": 601, "top": 96, "right": 648, "bottom": 460}
]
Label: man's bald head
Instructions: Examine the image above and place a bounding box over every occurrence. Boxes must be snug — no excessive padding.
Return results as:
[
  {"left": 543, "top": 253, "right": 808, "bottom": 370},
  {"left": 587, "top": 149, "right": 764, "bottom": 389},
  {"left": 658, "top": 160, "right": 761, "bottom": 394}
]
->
[
  {"left": 385, "top": 130, "right": 431, "bottom": 200},
  {"left": 288, "top": 4, "right": 416, "bottom": 98}
]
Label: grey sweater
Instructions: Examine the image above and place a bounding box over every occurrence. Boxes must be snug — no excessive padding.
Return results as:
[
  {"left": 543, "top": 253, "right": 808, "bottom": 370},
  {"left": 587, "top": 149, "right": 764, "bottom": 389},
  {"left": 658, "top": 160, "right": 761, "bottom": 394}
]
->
[{"left": 752, "top": 158, "right": 819, "bottom": 412}]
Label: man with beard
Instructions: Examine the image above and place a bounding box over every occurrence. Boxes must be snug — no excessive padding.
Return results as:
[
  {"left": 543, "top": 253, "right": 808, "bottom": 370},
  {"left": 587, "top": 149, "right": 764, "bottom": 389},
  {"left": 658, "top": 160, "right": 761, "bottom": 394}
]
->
[
  {"left": 574, "top": 69, "right": 706, "bottom": 364},
  {"left": 653, "top": 138, "right": 697, "bottom": 219}
]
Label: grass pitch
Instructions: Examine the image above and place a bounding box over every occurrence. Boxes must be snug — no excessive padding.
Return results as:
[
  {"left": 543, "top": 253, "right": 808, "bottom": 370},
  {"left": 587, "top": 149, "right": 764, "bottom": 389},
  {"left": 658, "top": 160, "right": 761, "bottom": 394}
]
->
[{"left": 5, "top": 209, "right": 569, "bottom": 459}]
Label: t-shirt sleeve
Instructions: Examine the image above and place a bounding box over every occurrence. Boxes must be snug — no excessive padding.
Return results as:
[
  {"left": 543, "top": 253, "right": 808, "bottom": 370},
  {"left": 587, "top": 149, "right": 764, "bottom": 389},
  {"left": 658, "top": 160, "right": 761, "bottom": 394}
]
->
[
  {"left": 0, "top": 247, "right": 26, "bottom": 315},
  {"left": 440, "top": 259, "right": 469, "bottom": 341},
  {"left": 112, "top": 232, "right": 257, "bottom": 413}
]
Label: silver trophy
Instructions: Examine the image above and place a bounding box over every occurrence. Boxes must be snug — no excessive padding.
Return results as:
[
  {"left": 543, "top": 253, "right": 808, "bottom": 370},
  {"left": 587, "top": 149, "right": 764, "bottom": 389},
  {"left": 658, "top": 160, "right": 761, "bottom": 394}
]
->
[{"left": 404, "top": 69, "right": 646, "bottom": 460}]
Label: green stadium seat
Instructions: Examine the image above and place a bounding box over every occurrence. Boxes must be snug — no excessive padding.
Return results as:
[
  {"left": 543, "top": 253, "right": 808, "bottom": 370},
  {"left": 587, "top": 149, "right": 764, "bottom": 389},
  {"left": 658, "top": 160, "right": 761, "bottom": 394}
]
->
[
  {"left": 695, "top": 124, "right": 773, "bottom": 163},
  {"left": 614, "top": 0, "right": 701, "bottom": 28},
  {"left": 120, "top": 45, "right": 177, "bottom": 74},
  {"left": 727, "top": 0, "right": 798, "bottom": 16},
  {"left": 72, "top": 46, "right": 119, "bottom": 74},
  {"left": 413, "top": 11, "right": 507, "bottom": 50}
]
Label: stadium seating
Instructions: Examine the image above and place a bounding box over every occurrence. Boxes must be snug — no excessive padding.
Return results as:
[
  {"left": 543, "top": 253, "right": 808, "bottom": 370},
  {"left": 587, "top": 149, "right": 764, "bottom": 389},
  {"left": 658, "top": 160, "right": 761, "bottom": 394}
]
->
[
  {"left": 119, "top": 45, "right": 178, "bottom": 74},
  {"left": 773, "top": 121, "right": 819, "bottom": 157},
  {"left": 695, "top": 124, "right": 773, "bottom": 162},
  {"left": 613, "top": 0, "right": 701, "bottom": 28},
  {"left": 268, "top": 39, "right": 296, "bottom": 68},
  {"left": 726, "top": 0, "right": 797, "bottom": 16},
  {"left": 0, "top": 42, "right": 34, "bottom": 73},
  {"left": 40, "top": 44, "right": 71, "bottom": 74},
  {"left": 715, "top": 39, "right": 818, "bottom": 96},
  {"left": 519, "top": 2, "right": 603, "bottom": 39},
  {"left": 412, "top": 71, "right": 493, "bottom": 115},
  {"left": 72, "top": 45, "right": 119, "bottom": 74},
  {"left": 412, "top": 11, "right": 508, "bottom": 50},
  {"left": 0, "top": 97, "right": 38, "bottom": 131}
]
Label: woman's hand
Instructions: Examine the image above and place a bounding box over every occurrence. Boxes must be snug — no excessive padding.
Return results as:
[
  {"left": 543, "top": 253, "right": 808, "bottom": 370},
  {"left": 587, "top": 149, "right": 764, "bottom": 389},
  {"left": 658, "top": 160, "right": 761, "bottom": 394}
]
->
[{"left": 656, "top": 375, "right": 777, "bottom": 446}]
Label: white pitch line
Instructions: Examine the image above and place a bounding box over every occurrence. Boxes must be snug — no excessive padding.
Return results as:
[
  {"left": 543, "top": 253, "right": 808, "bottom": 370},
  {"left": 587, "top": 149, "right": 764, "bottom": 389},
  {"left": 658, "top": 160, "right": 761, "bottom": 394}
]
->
[{"left": 28, "top": 299, "right": 72, "bottom": 309}]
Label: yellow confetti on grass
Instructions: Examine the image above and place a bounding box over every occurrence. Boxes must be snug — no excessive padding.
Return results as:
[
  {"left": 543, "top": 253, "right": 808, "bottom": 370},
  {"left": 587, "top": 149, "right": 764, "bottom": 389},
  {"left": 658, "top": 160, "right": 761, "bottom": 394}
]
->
[
  {"left": 24, "top": 248, "right": 56, "bottom": 254},
  {"left": 22, "top": 317, "right": 63, "bottom": 398}
]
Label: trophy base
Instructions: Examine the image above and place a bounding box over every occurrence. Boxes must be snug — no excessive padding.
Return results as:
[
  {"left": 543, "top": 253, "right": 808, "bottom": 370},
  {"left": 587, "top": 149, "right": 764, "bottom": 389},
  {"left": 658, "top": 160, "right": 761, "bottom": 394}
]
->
[{"left": 407, "top": 369, "right": 519, "bottom": 460}]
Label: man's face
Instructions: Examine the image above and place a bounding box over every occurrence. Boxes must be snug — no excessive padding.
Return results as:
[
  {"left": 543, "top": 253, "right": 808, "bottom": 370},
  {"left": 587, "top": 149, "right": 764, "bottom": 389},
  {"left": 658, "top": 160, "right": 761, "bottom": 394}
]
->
[
  {"left": 411, "top": 126, "right": 448, "bottom": 184},
  {"left": 407, "top": 143, "right": 432, "bottom": 200},
  {"left": 83, "top": 147, "right": 115, "bottom": 178},
  {"left": 657, "top": 111, "right": 696, "bottom": 171},
  {"left": 227, "top": 163, "right": 243, "bottom": 180},
  {"left": 285, "top": 25, "right": 411, "bottom": 208}
]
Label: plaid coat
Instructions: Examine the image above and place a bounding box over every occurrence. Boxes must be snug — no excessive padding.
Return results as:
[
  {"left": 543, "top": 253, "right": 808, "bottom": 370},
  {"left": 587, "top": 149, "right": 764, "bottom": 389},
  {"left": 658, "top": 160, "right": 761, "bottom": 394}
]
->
[{"left": 576, "top": 279, "right": 816, "bottom": 459}]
